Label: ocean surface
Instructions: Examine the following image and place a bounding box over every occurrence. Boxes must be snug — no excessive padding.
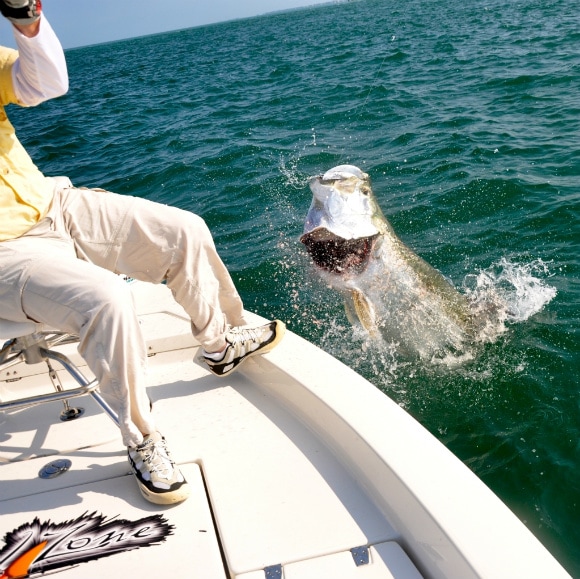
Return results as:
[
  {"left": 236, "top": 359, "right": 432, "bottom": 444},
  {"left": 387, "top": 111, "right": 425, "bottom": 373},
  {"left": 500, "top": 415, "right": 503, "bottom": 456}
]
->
[{"left": 11, "top": 0, "right": 579, "bottom": 574}]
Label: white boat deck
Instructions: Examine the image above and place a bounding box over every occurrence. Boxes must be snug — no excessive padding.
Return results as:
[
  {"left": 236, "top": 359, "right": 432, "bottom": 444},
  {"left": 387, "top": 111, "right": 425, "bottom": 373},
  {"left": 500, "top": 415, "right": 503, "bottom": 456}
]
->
[{"left": 0, "top": 282, "right": 571, "bottom": 579}]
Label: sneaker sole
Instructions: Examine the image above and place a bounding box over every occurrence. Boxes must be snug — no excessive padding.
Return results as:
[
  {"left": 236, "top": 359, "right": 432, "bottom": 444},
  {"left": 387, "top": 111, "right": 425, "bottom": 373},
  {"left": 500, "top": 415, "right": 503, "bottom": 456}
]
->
[{"left": 136, "top": 479, "right": 191, "bottom": 505}]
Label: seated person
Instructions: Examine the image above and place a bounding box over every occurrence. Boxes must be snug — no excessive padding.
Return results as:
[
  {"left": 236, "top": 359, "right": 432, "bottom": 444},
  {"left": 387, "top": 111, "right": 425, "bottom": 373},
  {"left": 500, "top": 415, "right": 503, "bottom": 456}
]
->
[{"left": 0, "top": 0, "right": 284, "bottom": 505}]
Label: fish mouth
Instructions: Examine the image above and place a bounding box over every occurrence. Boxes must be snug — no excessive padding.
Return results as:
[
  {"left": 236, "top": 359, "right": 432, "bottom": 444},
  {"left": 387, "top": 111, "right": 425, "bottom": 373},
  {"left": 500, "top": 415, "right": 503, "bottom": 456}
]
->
[{"left": 300, "top": 229, "right": 378, "bottom": 275}]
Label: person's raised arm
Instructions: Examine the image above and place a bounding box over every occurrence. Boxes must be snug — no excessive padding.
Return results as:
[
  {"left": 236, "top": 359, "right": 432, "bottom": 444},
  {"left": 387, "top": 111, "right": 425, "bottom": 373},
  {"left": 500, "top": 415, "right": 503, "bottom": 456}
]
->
[{"left": 0, "top": 0, "right": 68, "bottom": 106}]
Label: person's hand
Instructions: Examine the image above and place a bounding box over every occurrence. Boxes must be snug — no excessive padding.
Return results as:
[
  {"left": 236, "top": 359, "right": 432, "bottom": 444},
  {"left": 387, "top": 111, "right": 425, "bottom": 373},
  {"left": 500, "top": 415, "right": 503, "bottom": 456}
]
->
[{"left": 0, "top": 0, "right": 41, "bottom": 26}]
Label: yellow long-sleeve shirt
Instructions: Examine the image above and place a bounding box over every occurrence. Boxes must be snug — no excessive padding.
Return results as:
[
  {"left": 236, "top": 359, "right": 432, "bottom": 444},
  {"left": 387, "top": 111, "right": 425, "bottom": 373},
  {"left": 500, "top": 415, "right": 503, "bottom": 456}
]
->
[{"left": 0, "top": 46, "right": 60, "bottom": 241}]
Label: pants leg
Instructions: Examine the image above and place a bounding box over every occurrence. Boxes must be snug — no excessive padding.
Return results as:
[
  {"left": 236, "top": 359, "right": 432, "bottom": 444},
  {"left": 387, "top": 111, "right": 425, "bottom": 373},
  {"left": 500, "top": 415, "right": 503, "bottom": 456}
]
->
[
  {"left": 58, "top": 187, "right": 247, "bottom": 351},
  {"left": 0, "top": 185, "right": 246, "bottom": 446},
  {"left": 0, "top": 221, "right": 156, "bottom": 447}
]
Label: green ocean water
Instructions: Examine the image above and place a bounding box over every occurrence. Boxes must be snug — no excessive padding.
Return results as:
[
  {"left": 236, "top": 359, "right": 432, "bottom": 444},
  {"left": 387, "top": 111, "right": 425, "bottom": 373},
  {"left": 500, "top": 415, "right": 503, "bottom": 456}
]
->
[{"left": 11, "top": 0, "right": 579, "bottom": 574}]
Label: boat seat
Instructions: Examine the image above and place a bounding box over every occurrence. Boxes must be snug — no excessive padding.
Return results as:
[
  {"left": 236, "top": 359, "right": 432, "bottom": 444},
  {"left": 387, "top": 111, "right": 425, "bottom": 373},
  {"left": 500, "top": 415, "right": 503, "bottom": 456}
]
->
[{"left": 0, "top": 318, "right": 118, "bottom": 424}]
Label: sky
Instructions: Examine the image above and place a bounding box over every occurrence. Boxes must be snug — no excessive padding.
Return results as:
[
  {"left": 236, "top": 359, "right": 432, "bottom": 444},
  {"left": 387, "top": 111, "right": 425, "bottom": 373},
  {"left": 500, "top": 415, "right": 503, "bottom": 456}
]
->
[{"left": 0, "top": 0, "right": 332, "bottom": 50}]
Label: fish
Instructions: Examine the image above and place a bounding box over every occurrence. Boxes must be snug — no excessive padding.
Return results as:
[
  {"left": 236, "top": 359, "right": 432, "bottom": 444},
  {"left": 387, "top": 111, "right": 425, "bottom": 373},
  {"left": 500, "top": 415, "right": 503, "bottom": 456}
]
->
[{"left": 300, "top": 164, "right": 480, "bottom": 359}]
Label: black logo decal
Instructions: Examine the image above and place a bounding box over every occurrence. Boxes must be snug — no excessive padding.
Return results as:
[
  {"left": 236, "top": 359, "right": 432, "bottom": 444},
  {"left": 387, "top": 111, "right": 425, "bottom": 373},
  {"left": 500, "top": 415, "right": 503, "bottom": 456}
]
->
[{"left": 0, "top": 511, "right": 173, "bottom": 578}]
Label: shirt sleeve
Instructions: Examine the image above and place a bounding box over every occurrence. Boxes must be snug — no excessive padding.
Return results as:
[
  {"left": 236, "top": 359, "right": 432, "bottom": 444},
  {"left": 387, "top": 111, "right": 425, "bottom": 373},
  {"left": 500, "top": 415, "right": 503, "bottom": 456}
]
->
[{"left": 11, "top": 15, "right": 69, "bottom": 106}]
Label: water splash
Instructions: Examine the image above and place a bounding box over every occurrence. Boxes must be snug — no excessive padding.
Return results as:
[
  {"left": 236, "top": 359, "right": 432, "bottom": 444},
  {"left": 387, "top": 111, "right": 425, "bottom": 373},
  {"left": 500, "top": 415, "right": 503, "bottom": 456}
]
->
[
  {"left": 463, "top": 257, "right": 557, "bottom": 324},
  {"left": 287, "top": 256, "right": 558, "bottom": 391},
  {"left": 279, "top": 154, "right": 310, "bottom": 190}
]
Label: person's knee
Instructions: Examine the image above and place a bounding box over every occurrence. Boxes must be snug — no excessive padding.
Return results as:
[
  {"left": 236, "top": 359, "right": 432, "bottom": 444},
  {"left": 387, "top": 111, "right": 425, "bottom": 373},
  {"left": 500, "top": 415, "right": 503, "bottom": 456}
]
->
[
  {"left": 178, "top": 211, "right": 211, "bottom": 238},
  {"left": 174, "top": 212, "right": 215, "bottom": 252}
]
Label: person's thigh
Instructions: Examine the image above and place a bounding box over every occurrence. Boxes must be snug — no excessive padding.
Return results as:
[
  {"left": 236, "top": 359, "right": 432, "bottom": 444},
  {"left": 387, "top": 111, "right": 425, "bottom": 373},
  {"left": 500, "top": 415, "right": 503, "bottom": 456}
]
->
[
  {"left": 0, "top": 226, "right": 131, "bottom": 333},
  {"left": 58, "top": 186, "right": 209, "bottom": 282}
]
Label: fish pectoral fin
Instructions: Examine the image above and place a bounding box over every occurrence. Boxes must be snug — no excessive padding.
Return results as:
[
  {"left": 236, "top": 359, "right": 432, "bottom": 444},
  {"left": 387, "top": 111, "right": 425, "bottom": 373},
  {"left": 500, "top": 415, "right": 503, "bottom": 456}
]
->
[
  {"left": 344, "top": 298, "right": 358, "bottom": 327},
  {"left": 349, "top": 289, "right": 379, "bottom": 337}
]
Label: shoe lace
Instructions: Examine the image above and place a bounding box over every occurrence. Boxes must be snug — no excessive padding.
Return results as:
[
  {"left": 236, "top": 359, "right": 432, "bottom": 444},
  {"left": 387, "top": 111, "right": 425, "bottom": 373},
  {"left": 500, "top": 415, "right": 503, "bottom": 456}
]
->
[
  {"left": 226, "top": 327, "right": 263, "bottom": 358},
  {"left": 228, "top": 326, "right": 261, "bottom": 346},
  {"left": 140, "top": 438, "right": 174, "bottom": 479}
]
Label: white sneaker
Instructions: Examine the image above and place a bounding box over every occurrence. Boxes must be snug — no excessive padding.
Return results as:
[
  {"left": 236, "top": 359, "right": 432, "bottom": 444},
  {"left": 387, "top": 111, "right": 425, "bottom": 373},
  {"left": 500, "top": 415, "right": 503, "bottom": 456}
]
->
[
  {"left": 203, "top": 320, "right": 285, "bottom": 377},
  {"left": 128, "top": 432, "right": 190, "bottom": 504}
]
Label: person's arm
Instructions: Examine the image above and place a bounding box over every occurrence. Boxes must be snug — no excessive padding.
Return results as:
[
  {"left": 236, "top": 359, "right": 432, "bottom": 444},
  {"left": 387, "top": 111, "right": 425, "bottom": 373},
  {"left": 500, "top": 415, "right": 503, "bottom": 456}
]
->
[
  {"left": 0, "top": 0, "right": 68, "bottom": 106},
  {"left": 12, "top": 16, "right": 38, "bottom": 38},
  {"left": 11, "top": 15, "right": 69, "bottom": 105}
]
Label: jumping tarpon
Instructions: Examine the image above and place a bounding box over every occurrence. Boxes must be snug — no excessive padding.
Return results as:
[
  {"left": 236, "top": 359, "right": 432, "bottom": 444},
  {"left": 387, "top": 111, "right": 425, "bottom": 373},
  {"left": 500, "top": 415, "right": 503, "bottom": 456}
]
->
[{"left": 300, "top": 165, "right": 482, "bottom": 359}]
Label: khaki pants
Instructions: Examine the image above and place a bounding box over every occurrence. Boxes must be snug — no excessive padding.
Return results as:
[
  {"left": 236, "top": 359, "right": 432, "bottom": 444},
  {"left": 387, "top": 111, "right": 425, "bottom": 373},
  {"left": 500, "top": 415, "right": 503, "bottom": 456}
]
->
[{"left": 0, "top": 180, "right": 246, "bottom": 446}]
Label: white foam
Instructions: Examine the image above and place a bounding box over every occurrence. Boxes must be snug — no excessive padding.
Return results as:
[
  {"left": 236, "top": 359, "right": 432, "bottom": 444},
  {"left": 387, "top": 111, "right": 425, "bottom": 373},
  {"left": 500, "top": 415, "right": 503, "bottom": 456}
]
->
[{"left": 463, "top": 257, "right": 557, "bottom": 324}]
